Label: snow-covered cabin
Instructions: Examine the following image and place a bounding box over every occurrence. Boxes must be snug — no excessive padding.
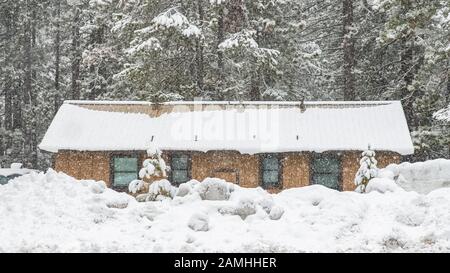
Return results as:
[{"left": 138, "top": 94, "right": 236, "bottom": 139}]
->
[{"left": 39, "top": 100, "right": 414, "bottom": 191}]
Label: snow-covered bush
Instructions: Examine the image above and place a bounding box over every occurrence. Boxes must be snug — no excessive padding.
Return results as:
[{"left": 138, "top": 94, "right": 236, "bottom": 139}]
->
[
  {"left": 234, "top": 197, "right": 257, "bottom": 220},
  {"left": 188, "top": 213, "right": 209, "bottom": 232},
  {"left": 258, "top": 196, "right": 275, "bottom": 214},
  {"left": 269, "top": 206, "right": 285, "bottom": 220},
  {"left": 354, "top": 147, "right": 379, "bottom": 193},
  {"left": 174, "top": 180, "right": 201, "bottom": 198},
  {"left": 128, "top": 180, "right": 145, "bottom": 194},
  {"left": 147, "top": 179, "right": 176, "bottom": 201},
  {"left": 176, "top": 183, "right": 192, "bottom": 197},
  {"left": 365, "top": 178, "right": 400, "bottom": 194},
  {"left": 195, "top": 178, "right": 234, "bottom": 201}
]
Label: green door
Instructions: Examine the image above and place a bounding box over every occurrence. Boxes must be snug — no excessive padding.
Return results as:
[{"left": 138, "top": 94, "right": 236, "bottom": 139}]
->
[{"left": 312, "top": 155, "right": 341, "bottom": 190}]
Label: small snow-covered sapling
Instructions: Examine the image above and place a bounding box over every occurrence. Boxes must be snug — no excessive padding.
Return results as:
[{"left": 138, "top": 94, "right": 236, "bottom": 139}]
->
[{"left": 354, "top": 146, "right": 379, "bottom": 193}]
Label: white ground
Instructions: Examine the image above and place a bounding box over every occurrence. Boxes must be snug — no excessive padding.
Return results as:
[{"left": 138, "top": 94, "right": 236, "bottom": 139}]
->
[{"left": 1, "top": 168, "right": 450, "bottom": 253}]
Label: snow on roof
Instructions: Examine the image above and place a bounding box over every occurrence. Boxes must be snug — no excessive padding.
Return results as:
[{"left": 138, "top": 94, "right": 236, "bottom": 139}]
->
[{"left": 39, "top": 100, "right": 414, "bottom": 155}]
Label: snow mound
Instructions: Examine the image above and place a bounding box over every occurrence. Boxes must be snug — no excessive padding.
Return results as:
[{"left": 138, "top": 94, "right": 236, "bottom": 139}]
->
[
  {"left": 175, "top": 180, "right": 200, "bottom": 198},
  {"left": 187, "top": 213, "right": 209, "bottom": 232},
  {"left": 194, "top": 178, "right": 234, "bottom": 200},
  {"left": 269, "top": 206, "right": 284, "bottom": 220},
  {"left": 0, "top": 169, "right": 142, "bottom": 252},
  {"left": 366, "top": 178, "right": 401, "bottom": 193},
  {"left": 383, "top": 159, "right": 450, "bottom": 194},
  {"left": 234, "top": 197, "right": 257, "bottom": 220}
]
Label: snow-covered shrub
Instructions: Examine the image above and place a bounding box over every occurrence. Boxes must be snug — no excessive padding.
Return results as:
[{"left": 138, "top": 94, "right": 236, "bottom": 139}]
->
[
  {"left": 175, "top": 180, "right": 201, "bottom": 198},
  {"left": 188, "top": 213, "right": 209, "bottom": 232},
  {"left": 366, "top": 178, "right": 400, "bottom": 194},
  {"left": 258, "top": 196, "right": 275, "bottom": 214},
  {"left": 354, "top": 147, "right": 379, "bottom": 193},
  {"left": 147, "top": 179, "right": 176, "bottom": 201},
  {"left": 235, "top": 197, "right": 257, "bottom": 220},
  {"left": 176, "top": 183, "right": 192, "bottom": 197},
  {"left": 269, "top": 206, "right": 285, "bottom": 220},
  {"left": 128, "top": 179, "right": 145, "bottom": 194},
  {"left": 195, "top": 178, "right": 234, "bottom": 200},
  {"left": 135, "top": 193, "right": 150, "bottom": 202},
  {"left": 217, "top": 205, "right": 237, "bottom": 216}
]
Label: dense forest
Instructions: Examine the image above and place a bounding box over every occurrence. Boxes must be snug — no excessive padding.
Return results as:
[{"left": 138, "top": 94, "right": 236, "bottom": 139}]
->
[{"left": 0, "top": 0, "right": 449, "bottom": 169}]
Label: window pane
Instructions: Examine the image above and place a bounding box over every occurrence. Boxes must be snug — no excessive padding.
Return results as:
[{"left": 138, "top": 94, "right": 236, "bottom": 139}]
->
[
  {"left": 313, "top": 174, "right": 339, "bottom": 190},
  {"left": 263, "top": 170, "right": 279, "bottom": 185},
  {"left": 172, "top": 155, "right": 188, "bottom": 170},
  {"left": 114, "top": 157, "right": 138, "bottom": 172},
  {"left": 114, "top": 172, "right": 137, "bottom": 187},
  {"left": 172, "top": 170, "right": 188, "bottom": 184},
  {"left": 262, "top": 157, "right": 279, "bottom": 171},
  {"left": 313, "top": 156, "right": 340, "bottom": 174},
  {"left": 0, "top": 176, "right": 8, "bottom": 185}
]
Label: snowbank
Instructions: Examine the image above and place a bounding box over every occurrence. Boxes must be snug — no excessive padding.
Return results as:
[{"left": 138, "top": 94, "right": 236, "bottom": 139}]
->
[
  {"left": 382, "top": 159, "right": 450, "bottom": 194},
  {"left": 1, "top": 170, "right": 450, "bottom": 252}
]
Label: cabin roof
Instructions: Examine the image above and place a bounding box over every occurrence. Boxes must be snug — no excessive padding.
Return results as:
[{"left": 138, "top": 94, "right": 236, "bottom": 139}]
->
[{"left": 39, "top": 100, "right": 415, "bottom": 155}]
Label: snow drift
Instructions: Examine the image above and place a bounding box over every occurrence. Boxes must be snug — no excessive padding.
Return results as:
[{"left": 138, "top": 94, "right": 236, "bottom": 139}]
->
[
  {"left": 381, "top": 159, "right": 450, "bottom": 194},
  {"left": 1, "top": 170, "right": 450, "bottom": 252}
]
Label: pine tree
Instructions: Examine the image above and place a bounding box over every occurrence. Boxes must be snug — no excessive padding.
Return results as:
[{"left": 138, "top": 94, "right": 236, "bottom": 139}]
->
[
  {"left": 354, "top": 147, "right": 378, "bottom": 193},
  {"left": 128, "top": 146, "right": 169, "bottom": 194},
  {"left": 139, "top": 147, "right": 169, "bottom": 180}
]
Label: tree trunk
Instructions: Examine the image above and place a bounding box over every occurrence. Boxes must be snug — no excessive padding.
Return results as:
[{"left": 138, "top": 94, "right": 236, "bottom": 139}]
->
[
  {"left": 225, "top": 0, "right": 246, "bottom": 33},
  {"left": 23, "top": 6, "right": 33, "bottom": 106},
  {"left": 342, "top": 0, "right": 355, "bottom": 100},
  {"left": 250, "top": 30, "right": 261, "bottom": 101},
  {"left": 250, "top": 73, "right": 261, "bottom": 101},
  {"left": 71, "top": 7, "right": 81, "bottom": 100},
  {"left": 195, "top": 0, "right": 204, "bottom": 97},
  {"left": 54, "top": 0, "right": 61, "bottom": 114},
  {"left": 400, "top": 37, "right": 414, "bottom": 124},
  {"left": 3, "top": 4, "right": 13, "bottom": 130},
  {"left": 217, "top": 4, "right": 225, "bottom": 99},
  {"left": 447, "top": 59, "right": 450, "bottom": 104}
]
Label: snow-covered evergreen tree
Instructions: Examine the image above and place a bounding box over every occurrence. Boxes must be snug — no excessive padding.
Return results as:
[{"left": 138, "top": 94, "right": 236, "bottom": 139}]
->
[
  {"left": 139, "top": 146, "right": 169, "bottom": 179},
  {"left": 128, "top": 146, "right": 169, "bottom": 194},
  {"left": 354, "top": 147, "right": 379, "bottom": 193}
]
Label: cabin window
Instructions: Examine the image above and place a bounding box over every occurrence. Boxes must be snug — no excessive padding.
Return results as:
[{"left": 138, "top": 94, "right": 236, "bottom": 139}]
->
[
  {"left": 261, "top": 154, "right": 281, "bottom": 188},
  {"left": 112, "top": 156, "right": 138, "bottom": 188},
  {"left": 170, "top": 153, "right": 190, "bottom": 185},
  {"left": 312, "top": 154, "right": 341, "bottom": 190}
]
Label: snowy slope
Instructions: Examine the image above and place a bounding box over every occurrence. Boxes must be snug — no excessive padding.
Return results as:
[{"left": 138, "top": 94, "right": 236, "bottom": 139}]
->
[
  {"left": 1, "top": 170, "right": 449, "bottom": 253},
  {"left": 39, "top": 101, "right": 414, "bottom": 155}
]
